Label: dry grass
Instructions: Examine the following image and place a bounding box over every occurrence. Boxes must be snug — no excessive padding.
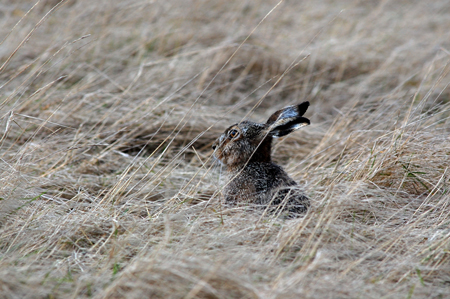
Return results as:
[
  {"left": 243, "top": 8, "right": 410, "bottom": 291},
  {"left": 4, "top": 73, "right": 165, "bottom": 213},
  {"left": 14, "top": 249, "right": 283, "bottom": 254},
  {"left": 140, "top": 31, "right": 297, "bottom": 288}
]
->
[{"left": 1, "top": 0, "right": 450, "bottom": 298}]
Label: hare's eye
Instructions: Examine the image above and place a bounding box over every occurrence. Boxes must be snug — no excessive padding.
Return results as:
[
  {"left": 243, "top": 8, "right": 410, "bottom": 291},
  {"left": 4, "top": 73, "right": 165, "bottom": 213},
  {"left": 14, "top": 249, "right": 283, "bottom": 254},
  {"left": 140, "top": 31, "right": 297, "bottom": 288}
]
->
[{"left": 228, "top": 129, "right": 239, "bottom": 139}]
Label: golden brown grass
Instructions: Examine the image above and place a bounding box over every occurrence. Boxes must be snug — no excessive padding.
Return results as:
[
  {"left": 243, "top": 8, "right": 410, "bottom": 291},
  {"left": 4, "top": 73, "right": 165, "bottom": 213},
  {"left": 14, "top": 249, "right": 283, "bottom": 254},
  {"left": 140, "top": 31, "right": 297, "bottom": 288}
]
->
[{"left": 1, "top": 0, "right": 450, "bottom": 298}]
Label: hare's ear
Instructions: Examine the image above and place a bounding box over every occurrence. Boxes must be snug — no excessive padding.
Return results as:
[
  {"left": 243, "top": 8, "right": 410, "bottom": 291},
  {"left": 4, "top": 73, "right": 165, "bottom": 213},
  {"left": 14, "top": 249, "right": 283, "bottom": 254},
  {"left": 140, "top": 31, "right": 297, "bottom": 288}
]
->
[{"left": 266, "top": 102, "right": 310, "bottom": 137}]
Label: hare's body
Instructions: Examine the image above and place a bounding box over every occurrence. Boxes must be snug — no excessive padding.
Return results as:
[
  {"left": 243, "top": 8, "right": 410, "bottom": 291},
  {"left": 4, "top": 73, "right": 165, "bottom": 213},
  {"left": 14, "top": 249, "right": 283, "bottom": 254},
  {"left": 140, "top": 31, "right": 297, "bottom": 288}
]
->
[
  {"left": 213, "top": 102, "right": 311, "bottom": 217},
  {"left": 225, "top": 162, "right": 309, "bottom": 214}
]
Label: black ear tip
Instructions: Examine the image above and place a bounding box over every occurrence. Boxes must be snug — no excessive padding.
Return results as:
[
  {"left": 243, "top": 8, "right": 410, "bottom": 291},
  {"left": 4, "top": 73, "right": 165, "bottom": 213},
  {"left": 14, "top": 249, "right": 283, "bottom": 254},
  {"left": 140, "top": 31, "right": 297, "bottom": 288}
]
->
[
  {"left": 298, "top": 117, "right": 310, "bottom": 125},
  {"left": 299, "top": 101, "right": 310, "bottom": 107},
  {"left": 297, "top": 101, "right": 310, "bottom": 116}
]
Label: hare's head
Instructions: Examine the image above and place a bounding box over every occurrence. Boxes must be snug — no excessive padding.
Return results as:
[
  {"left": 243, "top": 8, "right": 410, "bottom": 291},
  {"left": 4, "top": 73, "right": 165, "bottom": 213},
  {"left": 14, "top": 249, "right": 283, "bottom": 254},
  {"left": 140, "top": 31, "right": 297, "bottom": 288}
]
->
[{"left": 212, "top": 102, "right": 310, "bottom": 170}]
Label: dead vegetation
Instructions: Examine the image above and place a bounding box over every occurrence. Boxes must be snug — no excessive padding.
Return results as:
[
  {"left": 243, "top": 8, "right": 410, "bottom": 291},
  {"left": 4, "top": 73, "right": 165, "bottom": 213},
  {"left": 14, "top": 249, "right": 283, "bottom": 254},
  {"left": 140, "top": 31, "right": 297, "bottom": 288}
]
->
[{"left": 1, "top": 0, "right": 450, "bottom": 298}]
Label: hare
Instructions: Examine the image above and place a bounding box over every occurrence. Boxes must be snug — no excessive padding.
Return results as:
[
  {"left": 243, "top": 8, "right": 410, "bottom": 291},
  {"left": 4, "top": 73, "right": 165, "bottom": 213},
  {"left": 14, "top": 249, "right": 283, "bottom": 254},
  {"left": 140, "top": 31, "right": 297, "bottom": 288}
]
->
[{"left": 212, "top": 102, "right": 311, "bottom": 217}]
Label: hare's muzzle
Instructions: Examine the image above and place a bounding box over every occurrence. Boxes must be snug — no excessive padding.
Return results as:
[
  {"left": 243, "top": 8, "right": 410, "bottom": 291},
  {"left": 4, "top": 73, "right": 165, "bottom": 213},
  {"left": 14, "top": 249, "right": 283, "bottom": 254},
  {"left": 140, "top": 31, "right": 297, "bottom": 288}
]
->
[
  {"left": 212, "top": 135, "right": 225, "bottom": 150},
  {"left": 212, "top": 135, "right": 226, "bottom": 161}
]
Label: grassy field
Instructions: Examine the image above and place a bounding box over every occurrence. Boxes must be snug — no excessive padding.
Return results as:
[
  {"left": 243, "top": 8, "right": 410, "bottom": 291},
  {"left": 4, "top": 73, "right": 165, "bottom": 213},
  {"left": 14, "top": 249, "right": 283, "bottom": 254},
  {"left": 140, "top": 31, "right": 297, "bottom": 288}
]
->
[{"left": 1, "top": 0, "right": 450, "bottom": 298}]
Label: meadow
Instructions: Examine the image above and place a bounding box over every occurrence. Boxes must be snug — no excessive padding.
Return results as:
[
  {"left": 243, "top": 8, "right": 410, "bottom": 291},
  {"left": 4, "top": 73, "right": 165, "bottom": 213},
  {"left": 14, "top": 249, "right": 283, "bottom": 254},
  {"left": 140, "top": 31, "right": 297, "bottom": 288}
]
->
[{"left": 0, "top": 0, "right": 449, "bottom": 298}]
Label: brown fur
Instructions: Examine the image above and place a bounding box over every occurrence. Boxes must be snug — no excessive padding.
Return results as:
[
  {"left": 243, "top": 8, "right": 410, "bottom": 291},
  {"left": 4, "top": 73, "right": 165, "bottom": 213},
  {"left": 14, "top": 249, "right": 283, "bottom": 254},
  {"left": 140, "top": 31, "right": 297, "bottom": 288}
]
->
[{"left": 212, "top": 102, "right": 311, "bottom": 217}]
